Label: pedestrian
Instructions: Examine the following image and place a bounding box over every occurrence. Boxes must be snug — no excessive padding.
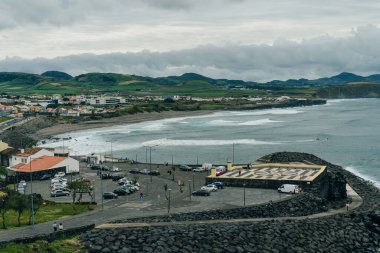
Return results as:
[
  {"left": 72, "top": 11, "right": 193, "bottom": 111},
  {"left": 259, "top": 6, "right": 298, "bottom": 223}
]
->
[
  {"left": 52, "top": 222, "right": 57, "bottom": 232},
  {"left": 238, "top": 170, "right": 241, "bottom": 176},
  {"left": 346, "top": 202, "right": 350, "bottom": 211},
  {"left": 139, "top": 192, "right": 144, "bottom": 200},
  {"left": 58, "top": 223, "right": 63, "bottom": 231}
]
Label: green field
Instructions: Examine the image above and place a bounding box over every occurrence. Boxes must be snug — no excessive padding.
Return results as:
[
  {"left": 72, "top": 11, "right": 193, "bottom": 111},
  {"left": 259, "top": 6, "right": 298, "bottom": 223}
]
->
[
  {"left": 0, "top": 236, "right": 87, "bottom": 253},
  {"left": 1, "top": 202, "right": 94, "bottom": 229}
]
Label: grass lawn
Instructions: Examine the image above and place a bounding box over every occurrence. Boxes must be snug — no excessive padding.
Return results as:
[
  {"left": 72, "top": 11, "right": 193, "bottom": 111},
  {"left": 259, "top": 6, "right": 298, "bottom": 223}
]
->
[
  {"left": 0, "top": 116, "right": 11, "bottom": 123},
  {"left": 0, "top": 236, "right": 88, "bottom": 253},
  {"left": 1, "top": 202, "right": 95, "bottom": 229}
]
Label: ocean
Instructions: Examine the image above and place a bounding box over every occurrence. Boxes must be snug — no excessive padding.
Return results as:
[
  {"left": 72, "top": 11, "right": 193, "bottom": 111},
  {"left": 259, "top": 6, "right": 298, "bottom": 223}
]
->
[{"left": 40, "top": 99, "right": 380, "bottom": 187}]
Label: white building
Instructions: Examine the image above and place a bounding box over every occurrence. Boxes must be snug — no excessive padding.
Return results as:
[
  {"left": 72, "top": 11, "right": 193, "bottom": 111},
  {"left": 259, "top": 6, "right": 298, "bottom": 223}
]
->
[{"left": 10, "top": 147, "right": 54, "bottom": 166}]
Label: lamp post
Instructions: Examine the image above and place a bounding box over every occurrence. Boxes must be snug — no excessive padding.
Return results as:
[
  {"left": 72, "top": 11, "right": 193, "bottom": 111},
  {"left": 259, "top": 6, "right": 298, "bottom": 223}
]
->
[
  {"left": 243, "top": 183, "right": 246, "bottom": 206},
  {"left": 232, "top": 143, "right": 235, "bottom": 164},
  {"left": 188, "top": 180, "right": 192, "bottom": 201},
  {"left": 168, "top": 188, "right": 172, "bottom": 213},
  {"left": 144, "top": 145, "right": 158, "bottom": 182},
  {"left": 29, "top": 158, "right": 35, "bottom": 227},
  {"left": 192, "top": 171, "right": 195, "bottom": 189}
]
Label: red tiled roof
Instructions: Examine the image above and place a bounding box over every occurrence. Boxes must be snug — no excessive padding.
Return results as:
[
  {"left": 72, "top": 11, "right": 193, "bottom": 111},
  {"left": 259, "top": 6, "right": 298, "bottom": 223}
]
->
[{"left": 11, "top": 156, "right": 67, "bottom": 173}]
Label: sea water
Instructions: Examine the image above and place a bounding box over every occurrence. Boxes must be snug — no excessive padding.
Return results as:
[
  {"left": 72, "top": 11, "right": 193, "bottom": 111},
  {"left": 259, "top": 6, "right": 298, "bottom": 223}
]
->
[{"left": 41, "top": 99, "right": 380, "bottom": 186}]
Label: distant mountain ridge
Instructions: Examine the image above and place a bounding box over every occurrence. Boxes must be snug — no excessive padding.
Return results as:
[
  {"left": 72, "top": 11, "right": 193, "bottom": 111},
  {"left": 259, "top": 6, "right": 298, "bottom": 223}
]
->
[
  {"left": 0, "top": 71, "right": 379, "bottom": 87},
  {"left": 0, "top": 70, "right": 379, "bottom": 98}
]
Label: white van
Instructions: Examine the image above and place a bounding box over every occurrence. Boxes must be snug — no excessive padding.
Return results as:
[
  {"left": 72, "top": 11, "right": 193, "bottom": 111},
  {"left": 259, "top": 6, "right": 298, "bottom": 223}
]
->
[{"left": 277, "top": 184, "right": 300, "bottom": 194}]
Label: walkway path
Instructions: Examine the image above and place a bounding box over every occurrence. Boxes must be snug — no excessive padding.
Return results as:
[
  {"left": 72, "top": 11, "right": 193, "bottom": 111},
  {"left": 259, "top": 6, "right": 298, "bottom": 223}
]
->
[{"left": 0, "top": 184, "right": 361, "bottom": 243}]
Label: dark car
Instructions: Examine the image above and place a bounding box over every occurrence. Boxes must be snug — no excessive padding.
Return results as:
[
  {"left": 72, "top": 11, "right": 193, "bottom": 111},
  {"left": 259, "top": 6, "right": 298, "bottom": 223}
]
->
[
  {"left": 148, "top": 170, "right": 160, "bottom": 176},
  {"left": 113, "top": 188, "right": 129, "bottom": 196},
  {"left": 212, "top": 182, "right": 224, "bottom": 189},
  {"left": 192, "top": 189, "right": 211, "bottom": 196},
  {"left": 111, "top": 175, "right": 125, "bottom": 181},
  {"left": 98, "top": 172, "right": 112, "bottom": 179},
  {"left": 179, "top": 165, "right": 192, "bottom": 171},
  {"left": 129, "top": 169, "right": 141, "bottom": 174},
  {"left": 40, "top": 174, "right": 51, "bottom": 180},
  {"left": 103, "top": 192, "right": 118, "bottom": 199}
]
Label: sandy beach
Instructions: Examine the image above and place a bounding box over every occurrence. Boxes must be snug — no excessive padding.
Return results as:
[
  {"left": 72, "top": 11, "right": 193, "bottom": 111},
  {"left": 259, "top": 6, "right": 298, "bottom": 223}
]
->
[{"left": 36, "top": 110, "right": 216, "bottom": 139}]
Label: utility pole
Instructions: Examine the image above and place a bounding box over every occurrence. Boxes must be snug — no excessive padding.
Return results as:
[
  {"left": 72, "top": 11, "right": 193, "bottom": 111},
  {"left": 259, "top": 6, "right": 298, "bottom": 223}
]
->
[
  {"left": 168, "top": 189, "right": 172, "bottom": 213},
  {"left": 29, "top": 158, "right": 35, "bottom": 228},
  {"left": 188, "top": 180, "right": 192, "bottom": 201},
  {"left": 243, "top": 183, "right": 246, "bottom": 206},
  {"left": 144, "top": 145, "right": 158, "bottom": 183},
  {"left": 232, "top": 143, "right": 235, "bottom": 164}
]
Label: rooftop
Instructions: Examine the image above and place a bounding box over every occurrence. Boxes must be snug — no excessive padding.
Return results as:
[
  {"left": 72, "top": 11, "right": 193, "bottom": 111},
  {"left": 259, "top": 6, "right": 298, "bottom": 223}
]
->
[{"left": 10, "top": 155, "right": 68, "bottom": 173}]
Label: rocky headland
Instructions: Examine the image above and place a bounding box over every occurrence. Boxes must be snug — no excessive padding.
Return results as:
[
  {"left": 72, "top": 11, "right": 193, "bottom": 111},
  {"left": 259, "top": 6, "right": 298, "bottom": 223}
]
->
[{"left": 80, "top": 152, "right": 380, "bottom": 252}]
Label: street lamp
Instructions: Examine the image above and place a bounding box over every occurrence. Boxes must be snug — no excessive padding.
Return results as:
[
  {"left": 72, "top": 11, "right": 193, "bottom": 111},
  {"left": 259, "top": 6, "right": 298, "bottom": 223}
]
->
[
  {"left": 29, "top": 158, "right": 35, "bottom": 227},
  {"left": 168, "top": 188, "right": 172, "bottom": 213},
  {"left": 243, "top": 183, "right": 246, "bottom": 206},
  {"left": 144, "top": 145, "right": 158, "bottom": 182},
  {"left": 188, "top": 180, "right": 192, "bottom": 201},
  {"left": 192, "top": 171, "right": 195, "bottom": 189}
]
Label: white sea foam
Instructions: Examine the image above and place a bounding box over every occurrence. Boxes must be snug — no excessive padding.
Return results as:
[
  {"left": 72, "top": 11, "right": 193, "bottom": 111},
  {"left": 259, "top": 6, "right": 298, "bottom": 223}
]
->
[
  {"left": 230, "top": 108, "right": 302, "bottom": 116},
  {"left": 238, "top": 119, "right": 282, "bottom": 126},
  {"left": 344, "top": 166, "right": 380, "bottom": 188},
  {"left": 208, "top": 118, "right": 281, "bottom": 126},
  {"left": 139, "top": 138, "right": 280, "bottom": 147}
]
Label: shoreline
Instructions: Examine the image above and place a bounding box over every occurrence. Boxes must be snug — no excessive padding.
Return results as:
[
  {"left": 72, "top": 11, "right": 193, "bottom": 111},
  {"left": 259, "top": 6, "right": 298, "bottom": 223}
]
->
[
  {"left": 35, "top": 110, "right": 217, "bottom": 139},
  {"left": 35, "top": 99, "right": 327, "bottom": 140}
]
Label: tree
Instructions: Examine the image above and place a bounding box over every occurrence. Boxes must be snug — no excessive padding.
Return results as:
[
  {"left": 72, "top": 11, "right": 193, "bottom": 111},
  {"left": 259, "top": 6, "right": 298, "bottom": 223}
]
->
[
  {"left": 10, "top": 194, "right": 29, "bottom": 226},
  {"left": 68, "top": 180, "right": 93, "bottom": 204},
  {"left": 0, "top": 191, "right": 9, "bottom": 228}
]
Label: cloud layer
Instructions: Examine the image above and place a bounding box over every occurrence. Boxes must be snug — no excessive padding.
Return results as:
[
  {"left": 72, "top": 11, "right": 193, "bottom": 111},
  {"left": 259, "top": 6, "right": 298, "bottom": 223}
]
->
[
  {"left": 1, "top": 25, "right": 380, "bottom": 81},
  {"left": 1, "top": 1, "right": 380, "bottom": 81}
]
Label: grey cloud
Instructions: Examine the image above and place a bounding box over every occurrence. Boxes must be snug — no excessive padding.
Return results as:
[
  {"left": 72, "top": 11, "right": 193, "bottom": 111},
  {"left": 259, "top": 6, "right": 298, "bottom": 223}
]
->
[{"left": 1, "top": 25, "right": 380, "bottom": 82}]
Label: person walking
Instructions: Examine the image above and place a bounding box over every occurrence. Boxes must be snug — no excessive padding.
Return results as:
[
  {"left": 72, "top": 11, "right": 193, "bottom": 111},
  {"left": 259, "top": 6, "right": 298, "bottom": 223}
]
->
[
  {"left": 58, "top": 223, "right": 63, "bottom": 231},
  {"left": 52, "top": 222, "right": 58, "bottom": 232},
  {"left": 346, "top": 202, "right": 350, "bottom": 211}
]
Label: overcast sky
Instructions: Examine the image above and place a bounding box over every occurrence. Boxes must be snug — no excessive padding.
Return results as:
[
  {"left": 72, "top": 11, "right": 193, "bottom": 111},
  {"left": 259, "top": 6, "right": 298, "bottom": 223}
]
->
[{"left": 1, "top": 0, "right": 380, "bottom": 81}]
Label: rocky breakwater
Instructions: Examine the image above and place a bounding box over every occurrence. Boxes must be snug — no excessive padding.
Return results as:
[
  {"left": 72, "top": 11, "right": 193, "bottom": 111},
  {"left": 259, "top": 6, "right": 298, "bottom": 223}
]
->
[
  {"left": 81, "top": 212, "right": 380, "bottom": 252},
  {"left": 80, "top": 153, "right": 380, "bottom": 252}
]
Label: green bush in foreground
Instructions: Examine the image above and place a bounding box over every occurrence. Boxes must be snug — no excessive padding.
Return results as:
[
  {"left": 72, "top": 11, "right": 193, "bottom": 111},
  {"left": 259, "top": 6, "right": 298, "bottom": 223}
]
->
[{"left": 0, "top": 236, "right": 88, "bottom": 253}]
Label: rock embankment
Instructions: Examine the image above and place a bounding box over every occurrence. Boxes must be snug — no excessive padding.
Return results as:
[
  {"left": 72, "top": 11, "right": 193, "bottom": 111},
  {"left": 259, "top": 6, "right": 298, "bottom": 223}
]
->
[
  {"left": 82, "top": 212, "right": 380, "bottom": 253},
  {"left": 81, "top": 152, "right": 380, "bottom": 252}
]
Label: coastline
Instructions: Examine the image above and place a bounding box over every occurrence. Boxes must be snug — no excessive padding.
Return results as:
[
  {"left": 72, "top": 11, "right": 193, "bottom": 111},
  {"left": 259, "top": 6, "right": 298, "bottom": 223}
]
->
[{"left": 35, "top": 110, "right": 217, "bottom": 139}]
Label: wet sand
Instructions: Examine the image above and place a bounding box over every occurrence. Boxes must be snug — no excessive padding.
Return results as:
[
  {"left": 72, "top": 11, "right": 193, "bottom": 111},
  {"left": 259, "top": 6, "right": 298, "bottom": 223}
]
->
[{"left": 36, "top": 110, "right": 216, "bottom": 139}]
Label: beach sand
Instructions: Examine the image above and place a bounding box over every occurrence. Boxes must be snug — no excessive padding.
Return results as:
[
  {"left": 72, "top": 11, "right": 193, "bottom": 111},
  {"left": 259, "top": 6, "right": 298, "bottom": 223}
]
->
[{"left": 36, "top": 110, "right": 216, "bottom": 138}]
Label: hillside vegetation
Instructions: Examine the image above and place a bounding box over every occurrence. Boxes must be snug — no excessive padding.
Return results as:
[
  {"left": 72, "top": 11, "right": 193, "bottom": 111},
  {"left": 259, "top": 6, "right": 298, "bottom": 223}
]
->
[{"left": 0, "top": 71, "right": 379, "bottom": 98}]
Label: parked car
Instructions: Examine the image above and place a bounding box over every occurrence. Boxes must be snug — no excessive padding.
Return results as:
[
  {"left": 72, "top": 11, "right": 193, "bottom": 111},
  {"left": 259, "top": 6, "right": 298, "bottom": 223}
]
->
[
  {"left": 193, "top": 167, "right": 205, "bottom": 172},
  {"left": 103, "top": 192, "right": 118, "bottom": 199},
  {"left": 201, "top": 184, "right": 218, "bottom": 192},
  {"left": 129, "top": 168, "right": 141, "bottom": 174},
  {"left": 111, "top": 174, "right": 125, "bottom": 181},
  {"left": 139, "top": 169, "right": 150, "bottom": 175},
  {"left": 51, "top": 190, "right": 70, "bottom": 197},
  {"left": 179, "top": 165, "right": 192, "bottom": 171},
  {"left": 40, "top": 174, "right": 51, "bottom": 180},
  {"left": 192, "top": 189, "right": 211, "bottom": 196},
  {"left": 113, "top": 188, "right": 129, "bottom": 196},
  {"left": 90, "top": 164, "right": 102, "bottom": 170},
  {"left": 212, "top": 182, "right": 224, "bottom": 189},
  {"left": 51, "top": 177, "right": 67, "bottom": 184},
  {"left": 19, "top": 180, "right": 27, "bottom": 187},
  {"left": 278, "top": 184, "right": 300, "bottom": 194},
  {"left": 98, "top": 172, "right": 112, "bottom": 179},
  {"left": 17, "top": 186, "right": 25, "bottom": 194},
  {"left": 111, "top": 166, "right": 120, "bottom": 172},
  {"left": 55, "top": 172, "right": 66, "bottom": 178},
  {"left": 148, "top": 170, "right": 160, "bottom": 176}
]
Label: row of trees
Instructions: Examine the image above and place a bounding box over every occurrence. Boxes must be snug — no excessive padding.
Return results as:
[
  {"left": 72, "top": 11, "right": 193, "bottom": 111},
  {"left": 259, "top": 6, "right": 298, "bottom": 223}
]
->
[{"left": 0, "top": 190, "right": 43, "bottom": 228}]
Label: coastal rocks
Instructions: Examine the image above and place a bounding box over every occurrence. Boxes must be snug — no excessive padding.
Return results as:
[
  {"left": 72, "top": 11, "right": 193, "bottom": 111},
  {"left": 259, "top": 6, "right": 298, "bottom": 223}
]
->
[
  {"left": 81, "top": 214, "right": 380, "bottom": 252},
  {"left": 79, "top": 152, "right": 380, "bottom": 252}
]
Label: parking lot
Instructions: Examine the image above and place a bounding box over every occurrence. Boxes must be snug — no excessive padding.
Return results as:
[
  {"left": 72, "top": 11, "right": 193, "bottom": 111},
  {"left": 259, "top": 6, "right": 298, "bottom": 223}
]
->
[{"left": 17, "top": 161, "right": 294, "bottom": 211}]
